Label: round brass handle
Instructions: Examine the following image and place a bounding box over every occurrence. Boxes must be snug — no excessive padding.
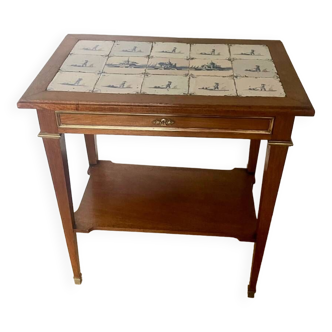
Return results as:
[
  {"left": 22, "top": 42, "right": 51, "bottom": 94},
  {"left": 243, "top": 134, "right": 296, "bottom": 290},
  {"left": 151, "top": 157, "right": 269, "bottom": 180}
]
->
[{"left": 152, "top": 118, "right": 175, "bottom": 126}]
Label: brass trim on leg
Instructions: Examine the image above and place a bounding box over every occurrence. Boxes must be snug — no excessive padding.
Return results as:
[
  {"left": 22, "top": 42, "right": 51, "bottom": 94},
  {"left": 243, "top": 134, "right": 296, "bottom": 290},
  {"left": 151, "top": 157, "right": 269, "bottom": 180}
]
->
[
  {"left": 268, "top": 140, "right": 293, "bottom": 147},
  {"left": 38, "top": 132, "right": 61, "bottom": 139}
]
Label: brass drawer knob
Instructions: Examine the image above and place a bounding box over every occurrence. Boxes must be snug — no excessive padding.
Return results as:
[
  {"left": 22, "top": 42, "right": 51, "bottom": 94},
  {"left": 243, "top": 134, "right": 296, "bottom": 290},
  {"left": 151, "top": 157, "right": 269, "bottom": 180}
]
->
[{"left": 152, "top": 118, "right": 175, "bottom": 126}]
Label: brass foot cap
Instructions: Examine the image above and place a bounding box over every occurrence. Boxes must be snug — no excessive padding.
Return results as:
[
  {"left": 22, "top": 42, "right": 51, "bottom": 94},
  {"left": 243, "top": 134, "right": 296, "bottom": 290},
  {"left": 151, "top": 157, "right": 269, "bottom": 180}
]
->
[{"left": 73, "top": 277, "right": 84, "bottom": 286}]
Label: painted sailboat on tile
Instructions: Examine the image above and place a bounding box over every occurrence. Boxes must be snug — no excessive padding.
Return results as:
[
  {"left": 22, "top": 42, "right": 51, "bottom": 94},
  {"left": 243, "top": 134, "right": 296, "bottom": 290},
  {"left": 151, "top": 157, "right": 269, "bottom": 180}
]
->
[
  {"left": 191, "top": 60, "right": 232, "bottom": 72},
  {"left": 148, "top": 59, "right": 188, "bottom": 71},
  {"left": 105, "top": 58, "right": 146, "bottom": 69}
]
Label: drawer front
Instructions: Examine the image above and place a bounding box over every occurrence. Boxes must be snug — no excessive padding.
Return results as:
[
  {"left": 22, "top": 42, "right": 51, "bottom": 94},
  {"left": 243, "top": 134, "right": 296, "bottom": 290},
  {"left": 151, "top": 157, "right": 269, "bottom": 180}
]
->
[{"left": 56, "top": 112, "right": 274, "bottom": 135}]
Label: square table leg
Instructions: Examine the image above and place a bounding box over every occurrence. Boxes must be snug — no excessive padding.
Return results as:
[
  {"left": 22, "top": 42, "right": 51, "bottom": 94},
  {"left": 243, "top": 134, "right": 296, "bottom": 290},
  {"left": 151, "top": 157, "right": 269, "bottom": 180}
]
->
[
  {"left": 84, "top": 134, "right": 98, "bottom": 166},
  {"left": 248, "top": 140, "right": 292, "bottom": 297},
  {"left": 247, "top": 140, "right": 261, "bottom": 175},
  {"left": 40, "top": 133, "right": 82, "bottom": 285}
]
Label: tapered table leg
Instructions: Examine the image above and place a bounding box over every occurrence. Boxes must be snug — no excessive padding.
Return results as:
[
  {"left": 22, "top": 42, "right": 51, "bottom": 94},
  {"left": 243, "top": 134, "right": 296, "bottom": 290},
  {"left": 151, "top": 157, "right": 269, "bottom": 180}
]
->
[
  {"left": 84, "top": 135, "right": 99, "bottom": 165},
  {"left": 247, "top": 140, "right": 261, "bottom": 175},
  {"left": 41, "top": 133, "right": 82, "bottom": 284},
  {"left": 248, "top": 140, "right": 292, "bottom": 297},
  {"left": 84, "top": 135, "right": 99, "bottom": 175}
]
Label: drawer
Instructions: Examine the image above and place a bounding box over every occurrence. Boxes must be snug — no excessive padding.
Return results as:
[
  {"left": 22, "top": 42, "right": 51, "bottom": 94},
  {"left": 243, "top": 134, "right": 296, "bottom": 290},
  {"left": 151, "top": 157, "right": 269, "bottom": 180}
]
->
[{"left": 56, "top": 112, "right": 274, "bottom": 135}]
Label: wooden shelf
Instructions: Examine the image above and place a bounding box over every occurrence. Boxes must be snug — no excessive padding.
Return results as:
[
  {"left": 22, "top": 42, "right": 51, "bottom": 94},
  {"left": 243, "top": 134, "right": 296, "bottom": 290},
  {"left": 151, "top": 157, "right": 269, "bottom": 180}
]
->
[{"left": 74, "top": 161, "right": 257, "bottom": 242}]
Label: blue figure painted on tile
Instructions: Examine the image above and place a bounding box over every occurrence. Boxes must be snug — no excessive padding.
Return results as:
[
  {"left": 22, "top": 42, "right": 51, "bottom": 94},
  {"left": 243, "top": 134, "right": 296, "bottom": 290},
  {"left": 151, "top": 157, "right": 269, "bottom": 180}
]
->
[
  {"left": 122, "top": 46, "right": 142, "bottom": 53},
  {"left": 105, "top": 81, "right": 131, "bottom": 89},
  {"left": 237, "top": 49, "right": 262, "bottom": 57},
  {"left": 151, "top": 81, "right": 174, "bottom": 90},
  {"left": 248, "top": 83, "right": 275, "bottom": 92},
  {"left": 199, "top": 82, "right": 228, "bottom": 91},
  {"left": 71, "top": 60, "right": 93, "bottom": 68},
  {"left": 60, "top": 78, "right": 84, "bottom": 86},
  {"left": 83, "top": 44, "right": 101, "bottom": 51},
  {"left": 199, "top": 48, "right": 220, "bottom": 56}
]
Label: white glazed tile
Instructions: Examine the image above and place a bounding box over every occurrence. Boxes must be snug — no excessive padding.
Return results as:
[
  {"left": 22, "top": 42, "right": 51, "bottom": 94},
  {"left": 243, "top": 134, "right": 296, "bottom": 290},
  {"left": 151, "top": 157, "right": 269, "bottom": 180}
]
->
[
  {"left": 230, "top": 44, "right": 272, "bottom": 60},
  {"left": 110, "top": 41, "right": 152, "bottom": 57},
  {"left": 71, "top": 40, "right": 114, "bottom": 56},
  {"left": 146, "top": 57, "right": 189, "bottom": 76},
  {"left": 189, "top": 59, "right": 233, "bottom": 76},
  {"left": 190, "top": 44, "right": 230, "bottom": 59},
  {"left": 94, "top": 74, "right": 144, "bottom": 94},
  {"left": 151, "top": 42, "right": 190, "bottom": 59},
  {"left": 235, "top": 77, "right": 285, "bottom": 97},
  {"left": 233, "top": 60, "right": 277, "bottom": 78},
  {"left": 189, "top": 76, "right": 236, "bottom": 96},
  {"left": 103, "top": 57, "right": 148, "bottom": 74},
  {"left": 60, "top": 54, "right": 107, "bottom": 73},
  {"left": 141, "top": 75, "right": 189, "bottom": 95},
  {"left": 47, "top": 72, "right": 99, "bottom": 92}
]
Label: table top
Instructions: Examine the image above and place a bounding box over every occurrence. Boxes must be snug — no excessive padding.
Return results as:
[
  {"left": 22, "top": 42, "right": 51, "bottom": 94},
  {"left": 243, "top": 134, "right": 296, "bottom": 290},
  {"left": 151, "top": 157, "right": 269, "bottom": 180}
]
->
[{"left": 18, "top": 34, "right": 314, "bottom": 116}]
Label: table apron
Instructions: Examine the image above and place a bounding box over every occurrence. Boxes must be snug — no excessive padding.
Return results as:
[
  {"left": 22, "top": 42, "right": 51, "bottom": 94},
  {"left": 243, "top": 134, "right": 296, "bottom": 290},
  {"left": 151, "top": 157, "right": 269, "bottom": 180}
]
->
[{"left": 55, "top": 111, "right": 274, "bottom": 139}]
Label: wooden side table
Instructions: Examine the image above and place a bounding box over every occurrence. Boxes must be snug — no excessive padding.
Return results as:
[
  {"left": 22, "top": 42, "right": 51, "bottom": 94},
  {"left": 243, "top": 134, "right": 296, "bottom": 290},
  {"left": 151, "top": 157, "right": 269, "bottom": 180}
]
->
[{"left": 18, "top": 34, "right": 314, "bottom": 297}]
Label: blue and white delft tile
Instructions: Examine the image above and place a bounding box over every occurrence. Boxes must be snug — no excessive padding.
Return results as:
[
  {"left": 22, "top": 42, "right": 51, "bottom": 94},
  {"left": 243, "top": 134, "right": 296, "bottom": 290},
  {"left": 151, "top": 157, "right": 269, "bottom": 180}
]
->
[
  {"left": 151, "top": 42, "right": 190, "bottom": 59},
  {"left": 110, "top": 41, "right": 152, "bottom": 57},
  {"left": 93, "top": 74, "right": 144, "bottom": 94},
  {"left": 233, "top": 60, "right": 277, "bottom": 78},
  {"left": 146, "top": 57, "right": 189, "bottom": 76},
  {"left": 60, "top": 54, "right": 107, "bottom": 74},
  {"left": 71, "top": 40, "right": 114, "bottom": 56},
  {"left": 103, "top": 56, "right": 148, "bottom": 74},
  {"left": 190, "top": 44, "right": 230, "bottom": 59},
  {"left": 230, "top": 44, "right": 272, "bottom": 60},
  {"left": 141, "top": 75, "right": 189, "bottom": 95},
  {"left": 47, "top": 72, "right": 99, "bottom": 92},
  {"left": 189, "top": 59, "right": 233, "bottom": 77},
  {"left": 189, "top": 76, "right": 236, "bottom": 96},
  {"left": 235, "top": 77, "right": 285, "bottom": 97}
]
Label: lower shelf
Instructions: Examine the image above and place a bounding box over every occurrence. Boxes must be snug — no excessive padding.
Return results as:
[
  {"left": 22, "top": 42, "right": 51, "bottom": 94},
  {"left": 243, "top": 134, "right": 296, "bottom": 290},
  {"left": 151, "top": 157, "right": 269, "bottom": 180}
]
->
[{"left": 74, "top": 161, "right": 257, "bottom": 242}]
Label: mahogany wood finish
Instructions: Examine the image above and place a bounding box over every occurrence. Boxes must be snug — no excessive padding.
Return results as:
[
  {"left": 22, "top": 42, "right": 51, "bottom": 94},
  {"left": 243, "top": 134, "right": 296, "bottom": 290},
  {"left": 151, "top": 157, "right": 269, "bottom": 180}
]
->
[
  {"left": 248, "top": 142, "right": 291, "bottom": 297},
  {"left": 75, "top": 161, "right": 257, "bottom": 242},
  {"left": 84, "top": 134, "right": 98, "bottom": 166},
  {"left": 18, "top": 34, "right": 315, "bottom": 297},
  {"left": 41, "top": 133, "right": 82, "bottom": 284},
  {"left": 247, "top": 140, "right": 261, "bottom": 175}
]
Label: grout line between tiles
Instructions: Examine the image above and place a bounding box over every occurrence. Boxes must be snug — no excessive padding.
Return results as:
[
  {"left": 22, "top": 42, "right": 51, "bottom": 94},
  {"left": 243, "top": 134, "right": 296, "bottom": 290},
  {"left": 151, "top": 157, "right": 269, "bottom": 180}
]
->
[{"left": 48, "top": 40, "right": 286, "bottom": 97}]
